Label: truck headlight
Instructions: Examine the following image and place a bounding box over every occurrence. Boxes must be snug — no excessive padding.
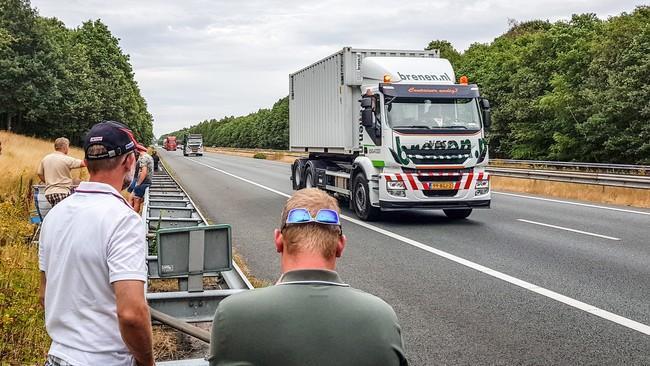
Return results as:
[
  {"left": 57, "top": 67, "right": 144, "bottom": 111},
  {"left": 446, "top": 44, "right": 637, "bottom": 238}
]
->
[
  {"left": 386, "top": 181, "right": 406, "bottom": 190},
  {"left": 475, "top": 187, "right": 489, "bottom": 196},
  {"left": 475, "top": 179, "right": 489, "bottom": 189}
]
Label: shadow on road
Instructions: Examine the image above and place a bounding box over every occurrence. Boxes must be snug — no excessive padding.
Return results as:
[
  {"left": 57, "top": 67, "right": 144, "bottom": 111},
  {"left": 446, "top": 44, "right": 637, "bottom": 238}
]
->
[{"left": 339, "top": 207, "right": 486, "bottom": 227}]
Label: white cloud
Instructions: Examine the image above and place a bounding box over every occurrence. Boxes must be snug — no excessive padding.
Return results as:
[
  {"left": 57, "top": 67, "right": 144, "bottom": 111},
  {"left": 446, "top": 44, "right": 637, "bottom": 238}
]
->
[{"left": 31, "top": 0, "right": 641, "bottom": 136}]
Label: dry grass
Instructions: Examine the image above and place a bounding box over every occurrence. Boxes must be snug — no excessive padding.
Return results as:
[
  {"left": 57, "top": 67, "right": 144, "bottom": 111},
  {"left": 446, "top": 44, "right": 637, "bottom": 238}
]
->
[
  {"left": 0, "top": 131, "right": 88, "bottom": 200},
  {"left": 0, "top": 243, "right": 49, "bottom": 363},
  {"left": 152, "top": 325, "right": 180, "bottom": 360},
  {"left": 0, "top": 132, "right": 88, "bottom": 364},
  {"left": 233, "top": 250, "right": 272, "bottom": 288}
]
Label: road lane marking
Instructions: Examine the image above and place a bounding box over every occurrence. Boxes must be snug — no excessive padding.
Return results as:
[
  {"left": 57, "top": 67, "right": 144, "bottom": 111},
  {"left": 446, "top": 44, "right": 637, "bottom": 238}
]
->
[
  {"left": 516, "top": 219, "right": 621, "bottom": 241},
  {"left": 494, "top": 192, "right": 650, "bottom": 216},
  {"left": 184, "top": 157, "right": 650, "bottom": 336}
]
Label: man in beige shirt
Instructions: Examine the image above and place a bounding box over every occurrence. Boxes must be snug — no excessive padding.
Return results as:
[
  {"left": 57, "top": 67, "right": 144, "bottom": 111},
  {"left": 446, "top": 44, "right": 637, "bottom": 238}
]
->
[{"left": 37, "top": 137, "right": 86, "bottom": 207}]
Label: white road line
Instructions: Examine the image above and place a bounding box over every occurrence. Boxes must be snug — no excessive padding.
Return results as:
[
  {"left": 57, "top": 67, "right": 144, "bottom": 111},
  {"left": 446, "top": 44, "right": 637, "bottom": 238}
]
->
[
  {"left": 516, "top": 219, "right": 621, "bottom": 241},
  {"left": 184, "top": 157, "right": 650, "bottom": 336},
  {"left": 494, "top": 191, "right": 650, "bottom": 216}
]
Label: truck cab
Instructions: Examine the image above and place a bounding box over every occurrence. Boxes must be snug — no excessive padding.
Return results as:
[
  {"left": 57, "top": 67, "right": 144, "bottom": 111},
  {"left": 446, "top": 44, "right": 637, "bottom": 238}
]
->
[
  {"left": 183, "top": 134, "right": 204, "bottom": 156},
  {"left": 357, "top": 57, "right": 491, "bottom": 218}
]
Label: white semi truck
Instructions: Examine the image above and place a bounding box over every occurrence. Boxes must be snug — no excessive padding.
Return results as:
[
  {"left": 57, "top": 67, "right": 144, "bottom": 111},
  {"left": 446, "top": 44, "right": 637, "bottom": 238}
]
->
[
  {"left": 289, "top": 47, "right": 492, "bottom": 220},
  {"left": 183, "top": 134, "right": 204, "bottom": 156}
]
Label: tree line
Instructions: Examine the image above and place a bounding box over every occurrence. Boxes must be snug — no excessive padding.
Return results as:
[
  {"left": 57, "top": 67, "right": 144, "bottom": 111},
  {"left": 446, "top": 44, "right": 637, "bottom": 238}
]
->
[
  {"left": 167, "top": 6, "right": 648, "bottom": 164},
  {"left": 0, "top": 0, "right": 153, "bottom": 145},
  {"left": 161, "top": 97, "right": 289, "bottom": 150}
]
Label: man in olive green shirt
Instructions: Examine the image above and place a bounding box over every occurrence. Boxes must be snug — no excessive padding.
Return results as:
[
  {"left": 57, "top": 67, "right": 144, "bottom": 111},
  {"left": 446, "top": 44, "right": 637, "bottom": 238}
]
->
[{"left": 208, "top": 188, "right": 407, "bottom": 366}]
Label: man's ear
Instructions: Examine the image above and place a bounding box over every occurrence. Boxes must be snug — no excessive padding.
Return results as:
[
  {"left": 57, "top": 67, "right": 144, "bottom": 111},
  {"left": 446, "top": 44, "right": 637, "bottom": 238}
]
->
[
  {"left": 124, "top": 152, "right": 135, "bottom": 168},
  {"left": 335, "top": 234, "right": 346, "bottom": 258},
  {"left": 274, "top": 229, "right": 284, "bottom": 253}
]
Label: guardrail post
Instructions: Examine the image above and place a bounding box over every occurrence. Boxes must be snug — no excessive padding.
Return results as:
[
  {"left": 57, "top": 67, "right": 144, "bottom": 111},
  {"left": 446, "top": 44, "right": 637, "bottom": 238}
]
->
[{"left": 188, "top": 229, "right": 205, "bottom": 292}]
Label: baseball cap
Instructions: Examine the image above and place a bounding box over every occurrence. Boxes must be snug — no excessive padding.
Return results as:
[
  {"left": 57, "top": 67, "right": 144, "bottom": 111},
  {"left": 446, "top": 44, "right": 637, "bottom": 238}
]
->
[{"left": 84, "top": 120, "right": 147, "bottom": 160}]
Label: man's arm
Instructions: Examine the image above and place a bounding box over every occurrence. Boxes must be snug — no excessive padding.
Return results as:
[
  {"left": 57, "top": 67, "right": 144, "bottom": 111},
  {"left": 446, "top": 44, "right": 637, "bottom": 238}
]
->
[
  {"left": 66, "top": 156, "right": 86, "bottom": 169},
  {"left": 137, "top": 166, "right": 148, "bottom": 185},
  {"left": 114, "top": 280, "right": 154, "bottom": 366},
  {"left": 37, "top": 160, "right": 45, "bottom": 183},
  {"left": 39, "top": 271, "right": 46, "bottom": 308}
]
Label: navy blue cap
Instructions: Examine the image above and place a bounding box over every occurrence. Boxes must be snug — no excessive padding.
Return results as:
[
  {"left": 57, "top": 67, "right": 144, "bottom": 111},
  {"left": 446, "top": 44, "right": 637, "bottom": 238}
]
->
[{"left": 84, "top": 121, "right": 147, "bottom": 160}]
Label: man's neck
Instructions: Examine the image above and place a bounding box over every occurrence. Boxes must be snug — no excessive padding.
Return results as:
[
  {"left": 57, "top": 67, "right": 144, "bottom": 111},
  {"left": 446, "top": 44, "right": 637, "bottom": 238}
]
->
[
  {"left": 281, "top": 253, "right": 336, "bottom": 273},
  {"left": 88, "top": 174, "right": 124, "bottom": 193}
]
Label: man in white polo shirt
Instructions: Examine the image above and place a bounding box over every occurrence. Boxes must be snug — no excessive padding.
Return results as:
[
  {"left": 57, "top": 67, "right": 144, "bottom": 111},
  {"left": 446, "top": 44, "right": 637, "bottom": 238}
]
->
[{"left": 39, "top": 121, "right": 154, "bottom": 366}]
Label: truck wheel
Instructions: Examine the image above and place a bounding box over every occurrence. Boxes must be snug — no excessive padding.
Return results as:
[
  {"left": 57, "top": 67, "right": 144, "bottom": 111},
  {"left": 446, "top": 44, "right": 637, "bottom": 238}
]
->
[
  {"left": 443, "top": 209, "right": 472, "bottom": 219},
  {"left": 292, "top": 160, "right": 306, "bottom": 190},
  {"left": 305, "top": 169, "right": 315, "bottom": 188},
  {"left": 352, "top": 173, "right": 380, "bottom": 221}
]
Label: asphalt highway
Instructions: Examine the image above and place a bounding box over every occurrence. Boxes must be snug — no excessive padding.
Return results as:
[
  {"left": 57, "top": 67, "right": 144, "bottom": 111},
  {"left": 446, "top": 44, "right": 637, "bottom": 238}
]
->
[{"left": 159, "top": 149, "right": 649, "bottom": 365}]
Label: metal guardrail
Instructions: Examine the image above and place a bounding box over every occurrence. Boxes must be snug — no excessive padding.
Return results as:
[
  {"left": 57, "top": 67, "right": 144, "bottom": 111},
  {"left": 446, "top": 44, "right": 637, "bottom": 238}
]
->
[
  {"left": 144, "top": 161, "right": 253, "bottom": 363},
  {"left": 487, "top": 167, "right": 650, "bottom": 189},
  {"left": 490, "top": 159, "right": 650, "bottom": 176}
]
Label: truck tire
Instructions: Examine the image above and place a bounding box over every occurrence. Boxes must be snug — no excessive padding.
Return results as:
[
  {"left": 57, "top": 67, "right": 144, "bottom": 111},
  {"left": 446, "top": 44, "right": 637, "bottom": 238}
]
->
[
  {"left": 292, "top": 160, "right": 306, "bottom": 190},
  {"left": 305, "top": 169, "right": 315, "bottom": 188},
  {"left": 352, "top": 173, "right": 380, "bottom": 221},
  {"left": 443, "top": 208, "right": 472, "bottom": 219}
]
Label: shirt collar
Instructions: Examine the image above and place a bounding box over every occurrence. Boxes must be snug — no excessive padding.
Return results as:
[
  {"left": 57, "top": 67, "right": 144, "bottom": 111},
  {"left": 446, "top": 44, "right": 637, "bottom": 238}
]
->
[
  {"left": 75, "top": 181, "right": 130, "bottom": 207},
  {"left": 277, "top": 269, "right": 349, "bottom": 287}
]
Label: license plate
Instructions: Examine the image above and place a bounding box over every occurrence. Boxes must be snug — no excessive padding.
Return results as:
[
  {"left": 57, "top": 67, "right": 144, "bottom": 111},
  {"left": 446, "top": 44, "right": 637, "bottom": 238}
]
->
[{"left": 423, "top": 182, "right": 454, "bottom": 190}]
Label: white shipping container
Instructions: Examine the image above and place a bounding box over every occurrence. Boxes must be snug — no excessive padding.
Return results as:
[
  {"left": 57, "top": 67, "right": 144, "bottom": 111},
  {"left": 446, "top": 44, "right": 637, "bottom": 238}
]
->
[{"left": 289, "top": 47, "right": 439, "bottom": 154}]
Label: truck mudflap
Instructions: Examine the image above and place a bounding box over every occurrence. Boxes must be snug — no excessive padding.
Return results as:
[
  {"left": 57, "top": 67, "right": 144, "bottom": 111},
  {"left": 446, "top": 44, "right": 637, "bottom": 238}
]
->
[{"left": 380, "top": 199, "right": 490, "bottom": 211}]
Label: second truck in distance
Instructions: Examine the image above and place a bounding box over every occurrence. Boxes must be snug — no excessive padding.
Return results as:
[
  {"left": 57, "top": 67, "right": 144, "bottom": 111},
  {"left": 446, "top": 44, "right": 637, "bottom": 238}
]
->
[
  {"left": 289, "top": 47, "right": 492, "bottom": 220},
  {"left": 183, "top": 134, "right": 204, "bottom": 156}
]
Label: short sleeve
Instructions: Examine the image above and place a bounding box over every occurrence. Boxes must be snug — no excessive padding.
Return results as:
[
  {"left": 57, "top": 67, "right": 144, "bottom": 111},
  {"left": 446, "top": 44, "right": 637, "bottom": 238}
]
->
[
  {"left": 37, "top": 160, "right": 44, "bottom": 175},
  {"left": 66, "top": 156, "right": 83, "bottom": 169},
  {"left": 107, "top": 212, "right": 147, "bottom": 283},
  {"left": 38, "top": 221, "right": 48, "bottom": 272}
]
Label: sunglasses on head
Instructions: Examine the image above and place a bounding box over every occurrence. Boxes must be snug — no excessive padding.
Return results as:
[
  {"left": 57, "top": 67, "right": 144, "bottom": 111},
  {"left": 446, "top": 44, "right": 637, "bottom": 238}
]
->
[{"left": 281, "top": 208, "right": 342, "bottom": 233}]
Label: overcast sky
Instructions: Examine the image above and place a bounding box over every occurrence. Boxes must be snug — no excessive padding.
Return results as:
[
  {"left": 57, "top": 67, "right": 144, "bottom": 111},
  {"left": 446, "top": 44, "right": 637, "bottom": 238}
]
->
[{"left": 32, "top": 0, "right": 640, "bottom": 137}]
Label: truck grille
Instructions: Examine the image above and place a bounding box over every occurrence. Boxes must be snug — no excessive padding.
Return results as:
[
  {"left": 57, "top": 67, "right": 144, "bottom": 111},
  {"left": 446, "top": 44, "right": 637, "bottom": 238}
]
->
[
  {"left": 423, "top": 189, "right": 458, "bottom": 197},
  {"left": 404, "top": 149, "right": 471, "bottom": 165}
]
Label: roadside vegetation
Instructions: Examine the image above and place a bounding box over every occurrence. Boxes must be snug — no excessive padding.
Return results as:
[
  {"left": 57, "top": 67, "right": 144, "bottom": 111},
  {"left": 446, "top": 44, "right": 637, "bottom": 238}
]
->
[
  {"left": 165, "top": 6, "right": 649, "bottom": 164},
  {"left": 0, "top": 132, "right": 87, "bottom": 363}
]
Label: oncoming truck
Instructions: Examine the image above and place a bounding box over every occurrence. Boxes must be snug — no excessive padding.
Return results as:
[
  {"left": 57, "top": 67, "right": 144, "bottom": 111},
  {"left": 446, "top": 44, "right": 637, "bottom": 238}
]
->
[
  {"left": 289, "top": 47, "right": 492, "bottom": 220},
  {"left": 183, "top": 133, "right": 204, "bottom": 156}
]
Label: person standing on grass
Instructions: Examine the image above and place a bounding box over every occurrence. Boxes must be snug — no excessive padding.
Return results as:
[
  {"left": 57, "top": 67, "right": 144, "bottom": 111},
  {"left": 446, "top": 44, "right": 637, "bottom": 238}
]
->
[
  {"left": 37, "top": 137, "right": 87, "bottom": 207},
  {"left": 39, "top": 121, "right": 154, "bottom": 366},
  {"left": 208, "top": 188, "right": 408, "bottom": 366}
]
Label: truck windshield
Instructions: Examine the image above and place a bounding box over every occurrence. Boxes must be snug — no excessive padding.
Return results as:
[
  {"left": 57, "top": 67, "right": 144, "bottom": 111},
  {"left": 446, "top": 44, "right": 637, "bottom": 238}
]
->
[
  {"left": 386, "top": 97, "right": 481, "bottom": 130},
  {"left": 188, "top": 138, "right": 202, "bottom": 144}
]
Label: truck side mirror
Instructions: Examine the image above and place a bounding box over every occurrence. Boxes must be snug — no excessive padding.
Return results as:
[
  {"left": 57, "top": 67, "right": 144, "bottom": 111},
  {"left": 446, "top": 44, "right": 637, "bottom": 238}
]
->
[
  {"left": 480, "top": 98, "right": 491, "bottom": 129},
  {"left": 361, "top": 109, "right": 374, "bottom": 127},
  {"left": 360, "top": 96, "right": 374, "bottom": 127}
]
